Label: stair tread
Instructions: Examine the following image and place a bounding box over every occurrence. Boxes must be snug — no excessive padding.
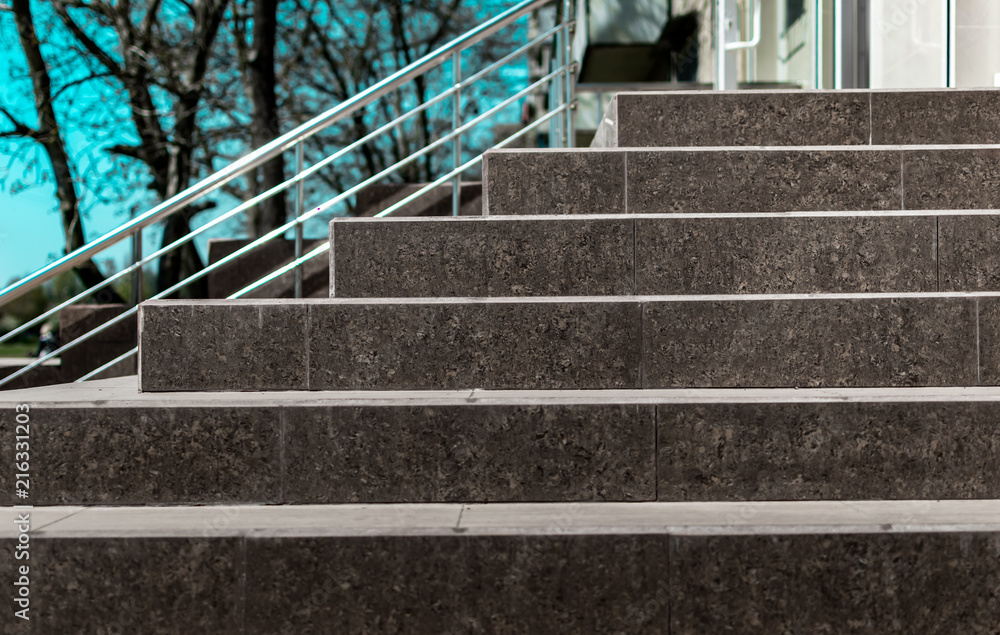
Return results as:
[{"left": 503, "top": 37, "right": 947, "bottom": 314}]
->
[
  {"left": 13, "top": 376, "right": 1000, "bottom": 406},
  {"left": 8, "top": 500, "right": 1000, "bottom": 539}
]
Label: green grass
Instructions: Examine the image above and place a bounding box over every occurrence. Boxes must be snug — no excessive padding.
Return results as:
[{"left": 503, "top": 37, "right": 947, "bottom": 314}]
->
[{"left": 0, "top": 340, "right": 37, "bottom": 358}]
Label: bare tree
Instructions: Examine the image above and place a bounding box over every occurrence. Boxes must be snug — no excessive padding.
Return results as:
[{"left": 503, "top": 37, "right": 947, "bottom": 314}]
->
[
  {"left": 51, "top": 0, "right": 232, "bottom": 295},
  {"left": 286, "top": 0, "right": 508, "bottom": 204},
  {"left": 234, "top": 0, "right": 286, "bottom": 236},
  {"left": 2, "top": 0, "right": 125, "bottom": 302},
  {"left": 3, "top": 0, "right": 520, "bottom": 301}
]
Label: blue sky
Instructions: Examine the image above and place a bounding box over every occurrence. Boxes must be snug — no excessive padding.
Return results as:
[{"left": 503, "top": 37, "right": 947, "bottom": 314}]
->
[{"left": 0, "top": 1, "right": 530, "bottom": 289}]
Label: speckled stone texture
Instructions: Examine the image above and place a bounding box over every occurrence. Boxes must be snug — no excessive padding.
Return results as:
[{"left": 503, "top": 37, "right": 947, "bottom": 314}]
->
[
  {"left": 244, "top": 535, "right": 672, "bottom": 634},
  {"left": 903, "top": 148, "right": 1000, "bottom": 210},
  {"left": 670, "top": 532, "right": 1000, "bottom": 634},
  {"left": 34, "top": 538, "right": 243, "bottom": 634},
  {"left": 1, "top": 538, "right": 29, "bottom": 635},
  {"left": 1, "top": 407, "right": 281, "bottom": 505},
  {"left": 938, "top": 215, "right": 1000, "bottom": 291},
  {"left": 283, "top": 404, "right": 655, "bottom": 503},
  {"left": 331, "top": 217, "right": 634, "bottom": 297},
  {"left": 308, "top": 301, "right": 641, "bottom": 390},
  {"left": 635, "top": 216, "right": 936, "bottom": 294},
  {"left": 627, "top": 149, "right": 901, "bottom": 214},
  {"left": 615, "top": 91, "right": 869, "bottom": 147},
  {"left": 872, "top": 90, "right": 1000, "bottom": 144},
  {"left": 139, "top": 300, "right": 308, "bottom": 391},
  {"left": 483, "top": 150, "right": 625, "bottom": 215},
  {"left": 658, "top": 402, "right": 1000, "bottom": 501},
  {"left": 642, "top": 298, "right": 978, "bottom": 388},
  {"left": 976, "top": 298, "right": 1000, "bottom": 385}
]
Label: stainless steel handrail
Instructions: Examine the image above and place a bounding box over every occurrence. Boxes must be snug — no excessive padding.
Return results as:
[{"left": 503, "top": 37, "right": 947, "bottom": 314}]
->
[
  {"left": 0, "top": 0, "right": 555, "bottom": 306},
  {"left": 75, "top": 101, "right": 575, "bottom": 383},
  {"left": 1, "top": 0, "right": 578, "bottom": 388}
]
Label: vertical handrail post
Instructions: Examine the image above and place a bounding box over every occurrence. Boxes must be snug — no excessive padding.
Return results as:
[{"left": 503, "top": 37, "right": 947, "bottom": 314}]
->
[
  {"left": 552, "top": 7, "right": 565, "bottom": 147},
  {"left": 564, "top": 0, "right": 574, "bottom": 148},
  {"left": 294, "top": 141, "right": 304, "bottom": 298},
  {"left": 131, "top": 229, "right": 142, "bottom": 306},
  {"left": 452, "top": 51, "right": 462, "bottom": 217}
]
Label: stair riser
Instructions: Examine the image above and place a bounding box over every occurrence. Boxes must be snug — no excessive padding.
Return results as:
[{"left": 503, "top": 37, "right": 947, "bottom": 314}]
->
[
  {"left": 483, "top": 148, "right": 1000, "bottom": 215},
  {"left": 6, "top": 401, "right": 1000, "bottom": 505},
  {"left": 8, "top": 532, "right": 998, "bottom": 633},
  {"left": 594, "top": 90, "right": 1000, "bottom": 147},
  {"left": 140, "top": 297, "right": 1000, "bottom": 391},
  {"left": 333, "top": 215, "right": 1000, "bottom": 297}
]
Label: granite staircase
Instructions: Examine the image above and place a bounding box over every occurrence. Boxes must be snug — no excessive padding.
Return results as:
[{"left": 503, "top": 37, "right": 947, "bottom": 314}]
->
[{"left": 4, "top": 89, "right": 1000, "bottom": 632}]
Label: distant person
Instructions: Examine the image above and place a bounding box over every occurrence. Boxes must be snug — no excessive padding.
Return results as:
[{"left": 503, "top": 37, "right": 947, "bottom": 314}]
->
[
  {"left": 34, "top": 323, "right": 59, "bottom": 358},
  {"left": 648, "top": 10, "right": 699, "bottom": 82}
]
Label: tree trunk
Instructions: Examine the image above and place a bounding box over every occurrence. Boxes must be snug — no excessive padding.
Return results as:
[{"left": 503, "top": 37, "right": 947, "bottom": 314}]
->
[
  {"left": 11, "top": 0, "right": 125, "bottom": 303},
  {"left": 246, "top": 0, "right": 286, "bottom": 237}
]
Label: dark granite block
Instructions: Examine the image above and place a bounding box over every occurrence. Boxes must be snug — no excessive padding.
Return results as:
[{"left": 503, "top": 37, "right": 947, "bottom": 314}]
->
[
  {"left": 642, "top": 298, "right": 978, "bottom": 387},
  {"left": 139, "top": 300, "right": 308, "bottom": 391},
  {"left": 35, "top": 538, "right": 242, "bottom": 634},
  {"left": 485, "top": 218, "right": 634, "bottom": 295},
  {"left": 976, "top": 297, "right": 1000, "bottom": 385},
  {"left": 332, "top": 219, "right": 489, "bottom": 297},
  {"left": 308, "top": 300, "right": 641, "bottom": 390},
  {"left": 245, "top": 534, "right": 671, "bottom": 634},
  {"left": 939, "top": 215, "right": 1000, "bottom": 291},
  {"left": 483, "top": 150, "right": 626, "bottom": 215},
  {"left": 658, "top": 402, "right": 1000, "bottom": 501},
  {"left": 873, "top": 90, "right": 1000, "bottom": 145},
  {"left": 284, "top": 404, "right": 655, "bottom": 503},
  {"left": 332, "top": 218, "right": 634, "bottom": 297},
  {"left": 627, "top": 149, "right": 901, "bottom": 214},
  {"left": 903, "top": 149, "right": 1000, "bottom": 210},
  {"left": 3, "top": 407, "right": 281, "bottom": 505},
  {"left": 0, "top": 538, "right": 31, "bottom": 635},
  {"left": 670, "top": 532, "right": 1000, "bottom": 634},
  {"left": 635, "top": 216, "right": 936, "bottom": 294},
  {"left": 307, "top": 301, "right": 489, "bottom": 391},
  {"left": 616, "top": 91, "right": 869, "bottom": 147}
]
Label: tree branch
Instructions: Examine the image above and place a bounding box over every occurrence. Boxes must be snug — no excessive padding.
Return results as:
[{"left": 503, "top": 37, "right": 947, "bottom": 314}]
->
[
  {"left": 0, "top": 107, "right": 39, "bottom": 140},
  {"left": 51, "top": 72, "right": 114, "bottom": 102},
  {"left": 51, "top": 1, "right": 123, "bottom": 75}
]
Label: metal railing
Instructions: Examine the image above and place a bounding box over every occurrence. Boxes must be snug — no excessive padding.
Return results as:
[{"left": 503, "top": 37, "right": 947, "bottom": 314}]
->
[{"left": 0, "top": 0, "right": 578, "bottom": 389}]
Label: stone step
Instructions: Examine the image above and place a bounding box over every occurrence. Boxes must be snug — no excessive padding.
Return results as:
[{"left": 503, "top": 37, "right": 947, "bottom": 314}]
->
[
  {"left": 4, "top": 500, "right": 998, "bottom": 632},
  {"left": 139, "top": 294, "right": 1000, "bottom": 392},
  {"left": 4, "top": 378, "right": 1000, "bottom": 505},
  {"left": 592, "top": 89, "right": 1000, "bottom": 148},
  {"left": 482, "top": 145, "right": 1000, "bottom": 216},
  {"left": 332, "top": 211, "right": 1000, "bottom": 297}
]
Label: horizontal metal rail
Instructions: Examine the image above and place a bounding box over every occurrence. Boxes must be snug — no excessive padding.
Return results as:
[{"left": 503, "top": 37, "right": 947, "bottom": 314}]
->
[
  {"left": 74, "top": 102, "right": 575, "bottom": 383},
  {"left": 3, "top": 60, "right": 575, "bottom": 388},
  {"left": 0, "top": 0, "right": 554, "bottom": 306},
  {"left": 0, "top": 24, "right": 567, "bottom": 349}
]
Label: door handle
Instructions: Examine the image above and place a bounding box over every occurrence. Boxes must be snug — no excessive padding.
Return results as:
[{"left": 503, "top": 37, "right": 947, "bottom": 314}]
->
[{"left": 726, "top": 0, "right": 762, "bottom": 50}]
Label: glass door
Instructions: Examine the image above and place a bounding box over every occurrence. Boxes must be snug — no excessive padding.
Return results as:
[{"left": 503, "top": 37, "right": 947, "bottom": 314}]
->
[
  {"left": 951, "top": 0, "right": 1000, "bottom": 87},
  {"left": 717, "top": 0, "right": 831, "bottom": 89},
  {"left": 869, "top": 0, "right": 947, "bottom": 88},
  {"left": 750, "top": 0, "right": 829, "bottom": 88},
  {"left": 868, "top": 0, "right": 1000, "bottom": 89}
]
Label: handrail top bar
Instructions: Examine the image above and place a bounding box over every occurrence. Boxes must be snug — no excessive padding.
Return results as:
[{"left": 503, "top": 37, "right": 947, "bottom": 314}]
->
[{"left": 0, "top": 0, "right": 553, "bottom": 306}]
